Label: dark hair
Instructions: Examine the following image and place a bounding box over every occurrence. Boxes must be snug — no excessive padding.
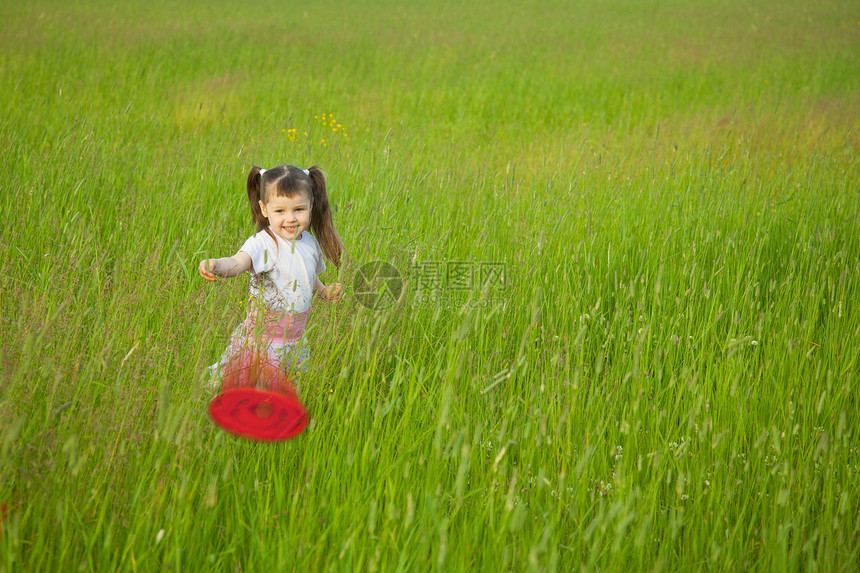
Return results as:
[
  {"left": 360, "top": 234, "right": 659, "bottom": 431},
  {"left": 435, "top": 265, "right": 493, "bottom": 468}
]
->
[{"left": 246, "top": 164, "right": 345, "bottom": 267}]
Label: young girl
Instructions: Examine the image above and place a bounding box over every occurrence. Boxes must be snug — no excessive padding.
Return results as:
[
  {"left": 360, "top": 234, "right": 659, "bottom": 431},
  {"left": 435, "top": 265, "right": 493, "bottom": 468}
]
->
[{"left": 199, "top": 164, "right": 344, "bottom": 383}]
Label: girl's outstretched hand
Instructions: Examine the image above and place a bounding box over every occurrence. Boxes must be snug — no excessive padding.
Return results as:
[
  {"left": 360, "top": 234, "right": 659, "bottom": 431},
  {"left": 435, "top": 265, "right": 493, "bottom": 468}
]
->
[
  {"left": 199, "top": 259, "right": 217, "bottom": 282},
  {"left": 325, "top": 283, "right": 343, "bottom": 302}
]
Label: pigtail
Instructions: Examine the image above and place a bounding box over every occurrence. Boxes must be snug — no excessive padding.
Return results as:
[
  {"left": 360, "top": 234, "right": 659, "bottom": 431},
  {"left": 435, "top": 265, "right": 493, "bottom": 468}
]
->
[
  {"left": 247, "top": 166, "right": 269, "bottom": 233},
  {"left": 306, "top": 165, "right": 345, "bottom": 267}
]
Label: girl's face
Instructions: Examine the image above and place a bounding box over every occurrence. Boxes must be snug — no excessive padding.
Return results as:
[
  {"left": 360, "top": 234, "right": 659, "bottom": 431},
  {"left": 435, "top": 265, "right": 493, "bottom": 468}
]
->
[{"left": 259, "top": 192, "right": 311, "bottom": 242}]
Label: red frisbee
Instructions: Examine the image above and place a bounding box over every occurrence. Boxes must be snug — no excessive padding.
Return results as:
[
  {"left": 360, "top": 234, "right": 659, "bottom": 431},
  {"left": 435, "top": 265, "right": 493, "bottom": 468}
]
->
[
  {"left": 209, "top": 349, "right": 308, "bottom": 441},
  {"left": 210, "top": 388, "right": 307, "bottom": 441}
]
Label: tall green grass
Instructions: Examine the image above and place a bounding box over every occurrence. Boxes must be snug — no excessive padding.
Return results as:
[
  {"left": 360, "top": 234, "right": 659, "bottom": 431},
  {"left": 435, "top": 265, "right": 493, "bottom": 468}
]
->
[{"left": 1, "top": 0, "right": 858, "bottom": 570}]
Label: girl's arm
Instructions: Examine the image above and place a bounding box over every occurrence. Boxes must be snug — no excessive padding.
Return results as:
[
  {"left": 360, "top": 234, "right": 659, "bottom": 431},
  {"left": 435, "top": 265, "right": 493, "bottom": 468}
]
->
[
  {"left": 314, "top": 277, "right": 343, "bottom": 302},
  {"left": 198, "top": 252, "right": 253, "bottom": 282}
]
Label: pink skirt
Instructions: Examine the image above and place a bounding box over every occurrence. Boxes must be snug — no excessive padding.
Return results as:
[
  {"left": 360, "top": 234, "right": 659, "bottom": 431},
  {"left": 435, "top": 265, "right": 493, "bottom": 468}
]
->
[{"left": 209, "top": 309, "right": 311, "bottom": 387}]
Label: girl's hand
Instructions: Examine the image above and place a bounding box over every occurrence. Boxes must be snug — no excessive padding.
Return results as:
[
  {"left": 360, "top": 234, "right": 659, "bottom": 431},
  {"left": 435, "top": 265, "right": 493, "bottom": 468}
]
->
[
  {"left": 199, "top": 259, "right": 217, "bottom": 282},
  {"left": 325, "top": 283, "right": 343, "bottom": 302}
]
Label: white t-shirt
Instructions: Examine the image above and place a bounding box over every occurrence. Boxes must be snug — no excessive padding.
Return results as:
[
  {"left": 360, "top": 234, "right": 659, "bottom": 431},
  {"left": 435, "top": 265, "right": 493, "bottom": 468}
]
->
[{"left": 239, "top": 229, "right": 326, "bottom": 313}]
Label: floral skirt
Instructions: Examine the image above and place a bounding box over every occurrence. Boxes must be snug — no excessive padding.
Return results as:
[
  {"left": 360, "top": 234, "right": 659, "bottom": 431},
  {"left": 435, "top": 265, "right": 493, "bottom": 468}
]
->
[{"left": 207, "top": 309, "right": 310, "bottom": 390}]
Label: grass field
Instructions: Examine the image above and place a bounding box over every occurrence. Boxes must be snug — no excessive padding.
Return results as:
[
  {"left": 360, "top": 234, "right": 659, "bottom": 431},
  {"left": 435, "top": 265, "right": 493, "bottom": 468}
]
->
[{"left": 1, "top": 0, "right": 859, "bottom": 570}]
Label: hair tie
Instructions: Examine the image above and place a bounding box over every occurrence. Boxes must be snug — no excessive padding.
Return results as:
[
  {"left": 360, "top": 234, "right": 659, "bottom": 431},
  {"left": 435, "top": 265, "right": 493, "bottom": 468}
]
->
[
  {"left": 259, "top": 168, "right": 267, "bottom": 176},
  {"left": 303, "top": 169, "right": 309, "bottom": 176}
]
